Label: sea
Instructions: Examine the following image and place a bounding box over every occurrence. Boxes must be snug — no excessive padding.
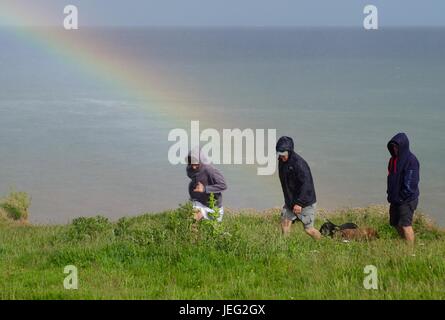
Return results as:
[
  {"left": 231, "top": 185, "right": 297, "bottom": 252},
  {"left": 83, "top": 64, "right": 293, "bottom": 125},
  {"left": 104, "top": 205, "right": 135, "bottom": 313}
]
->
[{"left": 0, "top": 27, "right": 444, "bottom": 225}]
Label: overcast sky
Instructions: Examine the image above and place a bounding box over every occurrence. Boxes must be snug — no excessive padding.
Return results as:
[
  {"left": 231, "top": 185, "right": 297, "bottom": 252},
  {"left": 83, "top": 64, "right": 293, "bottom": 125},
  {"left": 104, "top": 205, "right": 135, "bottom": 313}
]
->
[{"left": 1, "top": 0, "right": 445, "bottom": 27}]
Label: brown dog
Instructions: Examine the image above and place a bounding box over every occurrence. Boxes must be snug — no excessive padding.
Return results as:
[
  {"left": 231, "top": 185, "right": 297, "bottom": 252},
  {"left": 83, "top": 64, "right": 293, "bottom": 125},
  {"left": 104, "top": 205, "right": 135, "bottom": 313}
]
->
[{"left": 335, "top": 227, "right": 378, "bottom": 241}]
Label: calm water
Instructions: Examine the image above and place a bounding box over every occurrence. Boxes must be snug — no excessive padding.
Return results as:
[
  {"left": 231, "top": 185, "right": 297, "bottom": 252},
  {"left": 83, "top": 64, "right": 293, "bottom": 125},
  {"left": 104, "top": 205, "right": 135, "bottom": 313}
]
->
[{"left": 0, "top": 27, "right": 444, "bottom": 225}]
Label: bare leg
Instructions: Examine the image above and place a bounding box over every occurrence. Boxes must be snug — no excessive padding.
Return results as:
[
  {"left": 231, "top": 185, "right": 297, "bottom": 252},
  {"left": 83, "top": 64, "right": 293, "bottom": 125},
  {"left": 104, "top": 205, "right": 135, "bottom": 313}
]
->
[
  {"left": 402, "top": 226, "right": 415, "bottom": 244},
  {"left": 305, "top": 227, "right": 321, "bottom": 240},
  {"left": 396, "top": 226, "right": 405, "bottom": 238},
  {"left": 281, "top": 219, "right": 292, "bottom": 235}
]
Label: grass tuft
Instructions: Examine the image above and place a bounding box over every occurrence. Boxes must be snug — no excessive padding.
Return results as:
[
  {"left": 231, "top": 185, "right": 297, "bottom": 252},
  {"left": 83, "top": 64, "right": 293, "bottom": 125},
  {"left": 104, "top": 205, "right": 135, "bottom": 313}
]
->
[{"left": 0, "top": 191, "right": 30, "bottom": 222}]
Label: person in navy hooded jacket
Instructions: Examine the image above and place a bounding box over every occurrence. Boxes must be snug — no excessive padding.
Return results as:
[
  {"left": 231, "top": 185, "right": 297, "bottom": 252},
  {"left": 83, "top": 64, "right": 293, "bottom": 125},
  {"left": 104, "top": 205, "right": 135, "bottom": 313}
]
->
[
  {"left": 276, "top": 136, "right": 321, "bottom": 239},
  {"left": 387, "top": 133, "right": 420, "bottom": 244}
]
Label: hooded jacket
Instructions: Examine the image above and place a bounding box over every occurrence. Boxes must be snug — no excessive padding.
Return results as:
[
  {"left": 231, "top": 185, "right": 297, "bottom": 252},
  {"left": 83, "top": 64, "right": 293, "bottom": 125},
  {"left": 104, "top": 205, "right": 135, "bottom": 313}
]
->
[
  {"left": 387, "top": 133, "right": 420, "bottom": 204},
  {"left": 186, "top": 149, "right": 227, "bottom": 208},
  {"left": 276, "top": 136, "right": 317, "bottom": 208}
]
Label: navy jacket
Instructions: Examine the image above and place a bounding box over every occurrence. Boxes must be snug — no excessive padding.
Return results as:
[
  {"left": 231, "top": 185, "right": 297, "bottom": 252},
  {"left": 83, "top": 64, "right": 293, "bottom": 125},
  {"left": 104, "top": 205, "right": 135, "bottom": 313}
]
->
[
  {"left": 387, "top": 133, "right": 420, "bottom": 205},
  {"left": 276, "top": 136, "right": 317, "bottom": 208}
]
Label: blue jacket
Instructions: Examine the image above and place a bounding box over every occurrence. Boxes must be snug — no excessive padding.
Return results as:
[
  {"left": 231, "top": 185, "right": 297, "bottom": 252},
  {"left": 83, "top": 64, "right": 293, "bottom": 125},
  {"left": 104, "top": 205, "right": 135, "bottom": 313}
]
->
[
  {"left": 387, "top": 133, "right": 420, "bottom": 205},
  {"left": 276, "top": 136, "right": 317, "bottom": 208}
]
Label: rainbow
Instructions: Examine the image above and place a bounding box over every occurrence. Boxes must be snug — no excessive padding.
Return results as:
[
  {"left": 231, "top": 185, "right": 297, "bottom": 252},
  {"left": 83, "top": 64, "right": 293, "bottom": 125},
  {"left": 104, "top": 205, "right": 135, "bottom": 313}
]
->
[
  {"left": 0, "top": 0, "right": 224, "bottom": 127},
  {"left": 0, "top": 1, "right": 279, "bottom": 194}
]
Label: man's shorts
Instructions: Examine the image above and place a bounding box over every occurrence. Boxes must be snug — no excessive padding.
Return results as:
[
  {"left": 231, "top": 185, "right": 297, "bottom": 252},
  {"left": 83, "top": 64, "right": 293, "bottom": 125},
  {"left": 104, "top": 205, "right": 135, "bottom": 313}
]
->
[
  {"left": 281, "top": 203, "right": 316, "bottom": 230},
  {"left": 389, "top": 199, "right": 418, "bottom": 227},
  {"left": 192, "top": 201, "right": 224, "bottom": 222}
]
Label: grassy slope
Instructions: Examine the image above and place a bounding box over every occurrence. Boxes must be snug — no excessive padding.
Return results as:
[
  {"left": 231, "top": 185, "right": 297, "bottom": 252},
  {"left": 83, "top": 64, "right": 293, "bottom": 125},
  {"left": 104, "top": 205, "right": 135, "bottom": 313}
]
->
[{"left": 0, "top": 205, "right": 444, "bottom": 300}]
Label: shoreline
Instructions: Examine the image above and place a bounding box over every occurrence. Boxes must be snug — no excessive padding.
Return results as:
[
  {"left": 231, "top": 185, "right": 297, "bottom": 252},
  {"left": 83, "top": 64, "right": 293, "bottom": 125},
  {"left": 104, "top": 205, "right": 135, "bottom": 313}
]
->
[{"left": 18, "top": 203, "right": 443, "bottom": 228}]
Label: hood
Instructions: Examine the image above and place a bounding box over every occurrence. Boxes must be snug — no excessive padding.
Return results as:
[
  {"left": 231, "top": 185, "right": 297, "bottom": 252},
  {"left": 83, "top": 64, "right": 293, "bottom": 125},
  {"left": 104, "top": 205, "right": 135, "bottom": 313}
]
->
[
  {"left": 276, "top": 136, "right": 295, "bottom": 153},
  {"left": 186, "top": 147, "right": 209, "bottom": 179},
  {"left": 387, "top": 133, "right": 410, "bottom": 157},
  {"left": 186, "top": 147, "right": 209, "bottom": 165}
]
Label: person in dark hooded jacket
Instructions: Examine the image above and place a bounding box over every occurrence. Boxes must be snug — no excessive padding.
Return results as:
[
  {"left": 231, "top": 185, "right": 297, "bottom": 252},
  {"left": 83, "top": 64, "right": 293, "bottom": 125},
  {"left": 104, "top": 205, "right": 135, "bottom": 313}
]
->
[
  {"left": 387, "top": 133, "right": 420, "bottom": 243},
  {"left": 186, "top": 148, "right": 227, "bottom": 222},
  {"left": 276, "top": 136, "right": 321, "bottom": 239}
]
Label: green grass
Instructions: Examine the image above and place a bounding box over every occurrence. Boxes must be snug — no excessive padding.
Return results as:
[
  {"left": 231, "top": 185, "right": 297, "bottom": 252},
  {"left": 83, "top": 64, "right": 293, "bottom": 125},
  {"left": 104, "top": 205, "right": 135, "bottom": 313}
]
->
[{"left": 0, "top": 203, "right": 444, "bottom": 300}]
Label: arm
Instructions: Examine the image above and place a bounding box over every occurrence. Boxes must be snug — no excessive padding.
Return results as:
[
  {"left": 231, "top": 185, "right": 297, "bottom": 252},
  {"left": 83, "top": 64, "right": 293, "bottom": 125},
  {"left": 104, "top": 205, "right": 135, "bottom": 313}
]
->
[
  {"left": 292, "top": 161, "right": 313, "bottom": 207},
  {"left": 204, "top": 167, "right": 227, "bottom": 193},
  {"left": 401, "top": 157, "right": 419, "bottom": 200}
]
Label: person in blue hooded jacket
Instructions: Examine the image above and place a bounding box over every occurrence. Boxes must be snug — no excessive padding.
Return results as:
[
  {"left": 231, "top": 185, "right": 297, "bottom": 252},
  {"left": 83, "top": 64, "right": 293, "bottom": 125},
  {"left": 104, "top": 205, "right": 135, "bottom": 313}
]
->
[
  {"left": 276, "top": 136, "right": 321, "bottom": 239},
  {"left": 387, "top": 133, "right": 420, "bottom": 244}
]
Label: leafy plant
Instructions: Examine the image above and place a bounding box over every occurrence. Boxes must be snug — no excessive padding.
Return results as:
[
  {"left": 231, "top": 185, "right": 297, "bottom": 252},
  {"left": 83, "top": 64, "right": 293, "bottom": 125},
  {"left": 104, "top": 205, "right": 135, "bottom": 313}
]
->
[
  {"left": 166, "top": 202, "right": 196, "bottom": 244},
  {"left": 0, "top": 190, "right": 31, "bottom": 221},
  {"left": 198, "top": 193, "right": 236, "bottom": 251},
  {"left": 66, "top": 215, "right": 113, "bottom": 241},
  {"left": 114, "top": 217, "right": 131, "bottom": 237}
]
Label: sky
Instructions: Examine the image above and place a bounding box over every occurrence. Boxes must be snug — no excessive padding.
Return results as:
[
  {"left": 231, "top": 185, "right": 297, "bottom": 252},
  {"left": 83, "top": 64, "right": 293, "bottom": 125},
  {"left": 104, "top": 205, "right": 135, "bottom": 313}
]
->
[{"left": 0, "top": 0, "right": 444, "bottom": 27}]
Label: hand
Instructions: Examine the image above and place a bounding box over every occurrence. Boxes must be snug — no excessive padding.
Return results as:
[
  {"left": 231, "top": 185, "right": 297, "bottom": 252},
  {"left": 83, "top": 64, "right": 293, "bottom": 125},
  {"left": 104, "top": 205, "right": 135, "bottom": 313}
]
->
[
  {"left": 193, "top": 208, "right": 204, "bottom": 221},
  {"left": 193, "top": 182, "right": 205, "bottom": 193},
  {"left": 293, "top": 204, "right": 302, "bottom": 215}
]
